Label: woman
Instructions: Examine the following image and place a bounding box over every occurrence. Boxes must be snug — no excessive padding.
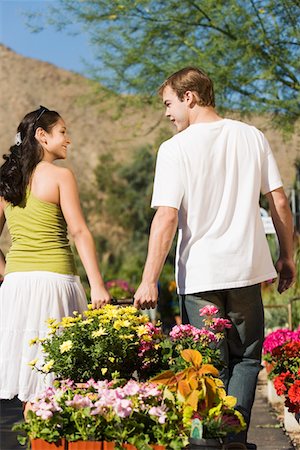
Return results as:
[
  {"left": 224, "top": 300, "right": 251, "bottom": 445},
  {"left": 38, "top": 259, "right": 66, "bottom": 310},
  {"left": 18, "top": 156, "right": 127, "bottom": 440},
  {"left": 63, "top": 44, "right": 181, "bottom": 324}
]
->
[{"left": 0, "top": 106, "right": 110, "bottom": 403}]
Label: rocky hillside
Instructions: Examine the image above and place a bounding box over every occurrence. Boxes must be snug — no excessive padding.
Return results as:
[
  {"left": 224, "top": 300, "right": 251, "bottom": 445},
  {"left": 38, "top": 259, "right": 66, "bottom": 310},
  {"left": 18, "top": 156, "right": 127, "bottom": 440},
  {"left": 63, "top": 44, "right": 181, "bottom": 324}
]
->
[{"left": 0, "top": 44, "right": 299, "bottom": 251}]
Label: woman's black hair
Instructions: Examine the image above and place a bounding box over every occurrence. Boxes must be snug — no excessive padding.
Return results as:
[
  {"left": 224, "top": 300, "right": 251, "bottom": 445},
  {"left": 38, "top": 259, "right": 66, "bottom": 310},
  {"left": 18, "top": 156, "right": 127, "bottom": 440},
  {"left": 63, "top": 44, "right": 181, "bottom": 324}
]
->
[{"left": 0, "top": 106, "right": 61, "bottom": 206}]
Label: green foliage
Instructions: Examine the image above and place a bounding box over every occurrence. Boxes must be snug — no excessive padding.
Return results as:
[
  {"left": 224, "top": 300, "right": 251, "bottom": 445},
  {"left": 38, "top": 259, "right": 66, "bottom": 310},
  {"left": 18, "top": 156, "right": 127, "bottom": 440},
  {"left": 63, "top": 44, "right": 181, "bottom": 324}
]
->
[
  {"left": 33, "top": 306, "right": 151, "bottom": 382},
  {"left": 40, "top": 0, "right": 299, "bottom": 131}
]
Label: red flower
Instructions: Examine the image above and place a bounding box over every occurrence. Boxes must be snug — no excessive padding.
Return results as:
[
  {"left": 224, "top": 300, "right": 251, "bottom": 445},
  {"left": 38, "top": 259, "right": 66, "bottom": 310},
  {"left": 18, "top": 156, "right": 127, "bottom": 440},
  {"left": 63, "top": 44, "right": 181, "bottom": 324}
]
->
[
  {"left": 287, "top": 381, "right": 300, "bottom": 413},
  {"left": 273, "top": 372, "right": 294, "bottom": 396}
]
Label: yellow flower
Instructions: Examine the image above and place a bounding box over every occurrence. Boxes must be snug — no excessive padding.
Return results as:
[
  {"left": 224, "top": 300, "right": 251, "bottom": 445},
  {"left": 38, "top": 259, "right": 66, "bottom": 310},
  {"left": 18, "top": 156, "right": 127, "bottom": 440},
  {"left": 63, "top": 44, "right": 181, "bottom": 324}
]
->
[
  {"left": 61, "top": 317, "right": 77, "bottom": 328},
  {"left": 79, "top": 319, "right": 93, "bottom": 326},
  {"left": 92, "top": 327, "right": 108, "bottom": 338},
  {"left": 120, "top": 334, "right": 134, "bottom": 340},
  {"left": 136, "top": 325, "right": 148, "bottom": 337},
  {"left": 28, "top": 358, "right": 38, "bottom": 367},
  {"left": 60, "top": 340, "right": 73, "bottom": 353},
  {"left": 29, "top": 337, "right": 39, "bottom": 346},
  {"left": 113, "top": 320, "right": 123, "bottom": 330},
  {"left": 122, "top": 320, "right": 131, "bottom": 328},
  {"left": 42, "top": 360, "right": 54, "bottom": 373},
  {"left": 46, "top": 318, "right": 57, "bottom": 325},
  {"left": 101, "top": 368, "right": 108, "bottom": 375},
  {"left": 108, "top": 357, "right": 115, "bottom": 362}
]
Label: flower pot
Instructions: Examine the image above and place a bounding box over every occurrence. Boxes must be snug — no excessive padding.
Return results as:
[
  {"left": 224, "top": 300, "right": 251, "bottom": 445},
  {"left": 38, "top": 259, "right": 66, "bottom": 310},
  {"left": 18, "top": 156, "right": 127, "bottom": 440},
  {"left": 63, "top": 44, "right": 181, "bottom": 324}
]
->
[
  {"left": 102, "top": 443, "right": 115, "bottom": 450},
  {"left": 31, "top": 439, "right": 66, "bottom": 450},
  {"left": 151, "top": 446, "right": 166, "bottom": 450},
  {"left": 189, "top": 437, "right": 222, "bottom": 449},
  {"left": 102, "top": 444, "right": 138, "bottom": 450},
  {"left": 68, "top": 441, "right": 102, "bottom": 450}
]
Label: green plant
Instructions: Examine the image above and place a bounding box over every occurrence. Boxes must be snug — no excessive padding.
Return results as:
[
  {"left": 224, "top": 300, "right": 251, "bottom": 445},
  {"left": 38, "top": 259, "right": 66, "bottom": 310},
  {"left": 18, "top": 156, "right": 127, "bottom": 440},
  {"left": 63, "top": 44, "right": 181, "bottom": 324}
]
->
[
  {"left": 151, "top": 349, "right": 246, "bottom": 439},
  {"left": 13, "top": 379, "right": 188, "bottom": 450},
  {"left": 31, "top": 305, "right": 151, "bottom": 382}
]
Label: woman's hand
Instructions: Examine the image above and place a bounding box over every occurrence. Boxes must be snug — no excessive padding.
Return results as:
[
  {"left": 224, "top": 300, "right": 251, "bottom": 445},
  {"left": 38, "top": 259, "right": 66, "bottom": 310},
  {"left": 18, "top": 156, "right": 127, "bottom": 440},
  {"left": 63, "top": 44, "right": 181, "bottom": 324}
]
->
[{"left": 90, "top": 285, "right": 111, "bottom": 309}]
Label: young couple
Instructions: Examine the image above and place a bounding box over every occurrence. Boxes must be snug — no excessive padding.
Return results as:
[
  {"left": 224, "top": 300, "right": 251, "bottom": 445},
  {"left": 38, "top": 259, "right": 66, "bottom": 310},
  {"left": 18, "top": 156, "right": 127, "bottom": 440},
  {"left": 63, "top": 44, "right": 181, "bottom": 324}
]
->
[{"left": 0, "top": 68, "right": 295, "bottom": 449}]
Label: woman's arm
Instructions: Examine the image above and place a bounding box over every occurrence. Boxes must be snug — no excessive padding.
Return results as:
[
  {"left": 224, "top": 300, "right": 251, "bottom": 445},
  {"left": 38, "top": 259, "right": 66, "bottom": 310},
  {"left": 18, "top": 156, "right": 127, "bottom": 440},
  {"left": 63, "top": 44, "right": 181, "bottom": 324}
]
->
[{"left": 58, "top": 168, "right": 110, "bottom": 308}]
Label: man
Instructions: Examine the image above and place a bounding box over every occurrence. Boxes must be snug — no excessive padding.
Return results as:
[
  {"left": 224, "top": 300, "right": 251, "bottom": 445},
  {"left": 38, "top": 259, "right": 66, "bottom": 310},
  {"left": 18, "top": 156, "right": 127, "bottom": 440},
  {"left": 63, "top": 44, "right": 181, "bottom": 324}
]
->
[{"left": 134, "top": 67, "right": 296, "bottom": 448}]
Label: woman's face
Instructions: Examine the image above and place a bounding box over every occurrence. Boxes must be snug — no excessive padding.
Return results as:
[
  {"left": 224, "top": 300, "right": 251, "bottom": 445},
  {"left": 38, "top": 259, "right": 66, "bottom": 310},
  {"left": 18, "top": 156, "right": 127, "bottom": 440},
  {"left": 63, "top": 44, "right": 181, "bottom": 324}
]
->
[{"left": 43, "top": 118, "right": 71, "bottom": 161}]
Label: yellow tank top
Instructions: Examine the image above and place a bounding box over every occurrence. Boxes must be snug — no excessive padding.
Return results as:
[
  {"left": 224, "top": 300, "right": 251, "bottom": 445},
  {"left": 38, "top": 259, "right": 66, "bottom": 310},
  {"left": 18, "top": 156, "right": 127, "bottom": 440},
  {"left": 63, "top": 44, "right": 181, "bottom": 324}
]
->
[{"left": 4, "top": 189, "right": 77, "bottom": 275}]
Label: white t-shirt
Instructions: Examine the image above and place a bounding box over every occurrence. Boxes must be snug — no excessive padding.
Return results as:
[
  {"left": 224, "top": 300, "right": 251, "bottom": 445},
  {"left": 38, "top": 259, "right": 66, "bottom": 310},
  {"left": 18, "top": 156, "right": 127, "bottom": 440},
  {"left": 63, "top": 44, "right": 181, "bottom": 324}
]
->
[{"left": 151, "top": 118, "right": 282, "bottom": 294}]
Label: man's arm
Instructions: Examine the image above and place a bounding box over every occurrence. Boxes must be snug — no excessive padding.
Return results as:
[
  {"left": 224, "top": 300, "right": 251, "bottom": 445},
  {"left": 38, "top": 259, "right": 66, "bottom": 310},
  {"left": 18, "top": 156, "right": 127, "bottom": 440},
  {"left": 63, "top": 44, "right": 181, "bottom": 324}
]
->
[
  {"left": 134, "top": 206, "right": 178, "bottom": 309},
  {"left": 265, "top": 187, "right": 296, "bottom": 293}
]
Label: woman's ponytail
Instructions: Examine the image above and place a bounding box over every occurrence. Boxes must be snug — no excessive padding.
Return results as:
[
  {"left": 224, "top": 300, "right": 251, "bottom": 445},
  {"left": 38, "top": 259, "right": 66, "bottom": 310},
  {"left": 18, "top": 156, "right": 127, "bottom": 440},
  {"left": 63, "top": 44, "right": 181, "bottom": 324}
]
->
[{"left": 0, "top": 144, "right": 24, "bottom": 206}]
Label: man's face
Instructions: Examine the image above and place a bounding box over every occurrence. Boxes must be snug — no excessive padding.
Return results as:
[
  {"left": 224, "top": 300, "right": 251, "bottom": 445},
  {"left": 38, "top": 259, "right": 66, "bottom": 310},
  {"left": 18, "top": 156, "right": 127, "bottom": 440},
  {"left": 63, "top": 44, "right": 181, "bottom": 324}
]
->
[{"left": 162, "top": 86, "right": 190, "bottom": 132}]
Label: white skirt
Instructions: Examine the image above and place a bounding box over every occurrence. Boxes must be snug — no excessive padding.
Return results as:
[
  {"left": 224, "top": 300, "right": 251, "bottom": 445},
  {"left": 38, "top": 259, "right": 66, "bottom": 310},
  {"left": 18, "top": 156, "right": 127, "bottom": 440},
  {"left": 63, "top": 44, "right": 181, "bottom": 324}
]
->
[{"left": 0, "top": 271, "right": 87, "bottom": 402}]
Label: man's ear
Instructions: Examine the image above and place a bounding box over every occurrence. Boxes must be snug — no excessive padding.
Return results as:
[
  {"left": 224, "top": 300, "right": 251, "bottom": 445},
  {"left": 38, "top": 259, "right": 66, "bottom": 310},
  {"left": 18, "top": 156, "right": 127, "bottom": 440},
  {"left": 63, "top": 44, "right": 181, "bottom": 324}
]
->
[
  {"left": 184, "top": 90, "right": 197, "bottom": 107},
  {"left": 35, "top": 127, "right": 47, "bottom": 145}
]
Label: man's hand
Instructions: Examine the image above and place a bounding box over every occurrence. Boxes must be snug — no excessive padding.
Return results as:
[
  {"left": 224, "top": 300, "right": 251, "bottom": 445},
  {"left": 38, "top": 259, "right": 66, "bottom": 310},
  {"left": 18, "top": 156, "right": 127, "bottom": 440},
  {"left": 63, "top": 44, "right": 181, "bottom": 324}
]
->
[
  {"left": 275, "top": 257, "right": 296, "bottom": 293},
  {"left": 134, "top": 282, "right": 158, "bottom": 310}
]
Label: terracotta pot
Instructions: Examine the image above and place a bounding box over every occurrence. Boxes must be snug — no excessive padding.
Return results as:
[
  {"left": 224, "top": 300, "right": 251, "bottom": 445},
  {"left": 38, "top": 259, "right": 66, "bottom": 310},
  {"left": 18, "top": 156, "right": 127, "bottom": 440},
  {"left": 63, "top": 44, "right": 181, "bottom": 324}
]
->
[
  {"left": 102, "top": 443, "right": 115, "bottom": 450},
  {"left": 151, "top": 446, "right": 166, "bottom": 450},
  {"left": 31, "top": 439, "right": 66, "bottom": 449},
  {"left": 68, "top": 441, "right": 102, "bottom": 450},
  {"left": 102, "top": 443, "right": 139, "bottom": 450}
]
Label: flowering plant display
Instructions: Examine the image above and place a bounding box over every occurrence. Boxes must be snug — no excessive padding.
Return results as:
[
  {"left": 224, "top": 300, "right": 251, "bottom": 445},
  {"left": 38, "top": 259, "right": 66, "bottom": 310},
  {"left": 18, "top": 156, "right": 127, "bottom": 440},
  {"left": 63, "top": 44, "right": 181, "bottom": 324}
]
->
[
  {"left": 273, "top": 370, "right": 300, "bottom": 414},
  {"left": 31, "top": 305, "right": 230, "bottom": 384},
  {"left": 105, "top": 279, "right": 135, "bottom": 300},
  {"left": 262, "top": 328, "right": 300, "bottom": 362},
  {"left": 31, "top": 305, "right": 152, "bottom": 382},
  {"left": 13, "top": 379, "right": 188, "bottom": 449},
  {"left": 159, "top": 305, "right": 231, "bottom": 373},
  {"left": 17, "top": 302, "right": 246, "bottom": 446},
  {"left": 263, "top": 328, "right": 300, "bottom": 414},
  {"left": 151, "top": 349, "right": 246, "bottom": 439}
]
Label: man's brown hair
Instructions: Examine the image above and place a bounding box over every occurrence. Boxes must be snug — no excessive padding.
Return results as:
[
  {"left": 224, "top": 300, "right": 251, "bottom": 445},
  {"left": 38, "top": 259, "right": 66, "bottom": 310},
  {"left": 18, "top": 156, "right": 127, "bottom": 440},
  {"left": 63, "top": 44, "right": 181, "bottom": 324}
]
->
[{"left": 158, "top": 67, "right": 215, "bottom": 107}]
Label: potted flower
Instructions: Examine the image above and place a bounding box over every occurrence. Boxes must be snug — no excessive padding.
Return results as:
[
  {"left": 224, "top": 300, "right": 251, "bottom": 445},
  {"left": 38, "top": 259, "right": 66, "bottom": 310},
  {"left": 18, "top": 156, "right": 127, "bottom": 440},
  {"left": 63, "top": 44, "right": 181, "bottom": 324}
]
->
[
  {"left": 262, "top": 327, "right": 300, "bottom": 376},
  {"left": 14, "top": 379, "right": 188, "bottom": 450},
  {"left": 159, "top": 305, "right": 231, "bottom": 373},
  {"left": 269, "top": 339, "right": 300, "bottom": 414},
  {"left": 150, "top": 349, "right": 246, "bottom": 448},
  {"left": 31, "top": 305, "right": 153, "bottom": 382},
  {"left": 138, "top": 305, "right": 231, "bottom": 381}
]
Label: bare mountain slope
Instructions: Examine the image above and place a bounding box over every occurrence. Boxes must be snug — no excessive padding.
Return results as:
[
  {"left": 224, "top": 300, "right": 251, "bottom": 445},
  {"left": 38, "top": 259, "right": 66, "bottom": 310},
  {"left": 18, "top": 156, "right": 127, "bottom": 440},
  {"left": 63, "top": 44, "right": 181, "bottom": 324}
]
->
[{"left": 0, "top": 45, "right": 165, "bottom": 185}]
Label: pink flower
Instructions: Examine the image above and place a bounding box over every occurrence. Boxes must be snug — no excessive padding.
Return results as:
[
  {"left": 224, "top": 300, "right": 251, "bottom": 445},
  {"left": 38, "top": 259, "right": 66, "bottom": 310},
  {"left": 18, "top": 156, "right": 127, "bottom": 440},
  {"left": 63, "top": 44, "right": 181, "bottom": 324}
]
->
[
  {"left": 66, "top": 394, "right": 93, "bottom": 409},
  {"left": 149, "top": 404, "right": 168, "bottom": 423},
  {"left": 122, "top": 380, "right": 141, "bottom": 396},
  {"left": 263, "top": 328, "right": 299, "bottom": 355},
  {"left": 211, "top": 318, "right": 232, "bottom": 332},
  {"left": 114, "top": 398, "right": 132, "bottom": 418},
  {"left": 36, "top": 409, "right": 54, "bottom": 420},
  {"left": 199, "top": 305, "right": 219, "bottom": 317}
]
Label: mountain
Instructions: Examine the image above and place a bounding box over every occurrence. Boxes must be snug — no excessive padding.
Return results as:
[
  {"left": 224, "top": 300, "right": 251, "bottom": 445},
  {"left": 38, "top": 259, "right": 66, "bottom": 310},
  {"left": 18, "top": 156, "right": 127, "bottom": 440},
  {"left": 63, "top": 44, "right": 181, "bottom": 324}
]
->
[{"left": 0, "top": 45, "right": 166, "bottom": 182}]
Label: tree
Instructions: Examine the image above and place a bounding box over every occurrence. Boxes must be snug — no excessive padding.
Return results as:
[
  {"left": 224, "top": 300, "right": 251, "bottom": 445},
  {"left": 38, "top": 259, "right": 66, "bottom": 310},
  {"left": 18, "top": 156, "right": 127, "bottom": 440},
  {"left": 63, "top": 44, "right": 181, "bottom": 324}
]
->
[{"left": 38, "top": 0, "right": 299, "bottom": 130}]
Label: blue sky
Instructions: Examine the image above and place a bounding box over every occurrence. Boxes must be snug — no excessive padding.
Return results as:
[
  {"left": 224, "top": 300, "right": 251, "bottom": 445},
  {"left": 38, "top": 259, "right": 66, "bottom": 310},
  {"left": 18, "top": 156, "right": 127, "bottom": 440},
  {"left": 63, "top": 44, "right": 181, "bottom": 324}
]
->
[{"left": 0, "top": 0, "right": 93, "bottom": 75}]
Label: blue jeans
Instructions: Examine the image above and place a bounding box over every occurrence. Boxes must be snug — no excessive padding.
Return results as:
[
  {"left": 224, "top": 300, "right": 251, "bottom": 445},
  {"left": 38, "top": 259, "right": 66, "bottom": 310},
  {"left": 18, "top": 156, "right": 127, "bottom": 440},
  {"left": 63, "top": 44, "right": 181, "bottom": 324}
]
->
[{"left": 179, "top": 284, "right": 264, "bottom": 443}]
